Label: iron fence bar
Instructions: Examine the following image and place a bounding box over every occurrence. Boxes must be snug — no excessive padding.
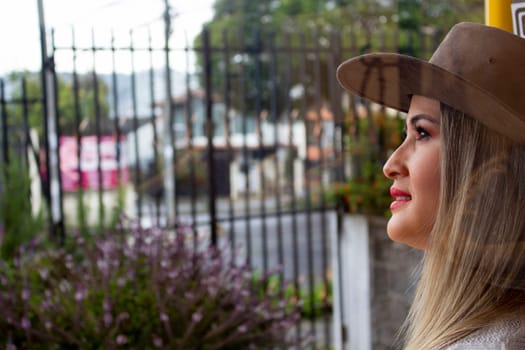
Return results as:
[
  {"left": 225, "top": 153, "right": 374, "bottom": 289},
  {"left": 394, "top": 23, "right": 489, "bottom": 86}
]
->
[
  {"left": 253, "top": 29, "right": 269, "bottom": 278},
  {"left": 329, "top": 30, "right": 345, "bottom": 184},
  {"left": 194, "top": 207, "right": 334, "bottom": 226},
  {"left": 39, "top": 11, "right": 52, "bottom": 238},
  {"left": 419, "top": 27, "right": 428, "bottom": 60},
  {"left": 162, "top": 0, "right": 176, "bottom": 227},
  {"left": 11, "top": 93, "right": 45, "bottom": 209},
  {"left": 432, "top": 30, "right": 442, "bottom": 57},
  {"left": 0, "top": 80, "right": 8, "bottom": 165},
  {"left": 340, "top": 26, "right": 361, "bottom": 181},
  {"left": 312, "top": 29, "right": 331, "bottom": 348},
  {"left": 298, "top": 31, "right": 317, "bottom": 348},
  {"left": 53, "top": 44, "right": 353, "bottom": 54},
  {"left": 91, "top": 29, "right": 105, "bottom": 229},
  {"left": 378, "top": 28, "right": 388, "bottom": 161},
  {"left": 268, "top": 30, "right": 284, "bottom": 284},
  {"left": 408, "top": 30, "right": 415, "bottom": 56},
  {"left": 129, "top": 30, "right": 143, "bottom": 221},
  {"left": 110, "top": 30, "right": 123, "bottom": 191},
  {"left": 184, "top": 43, "right": 198, "bottom": 248},
  {"left": 20, "top": 77, "right": 43, "bottom": 193},
  {"left": 3, "top": 98, "right": 41, "bottom": 105},
  {"left": 148, "top": 29, "right": 161, "bottom": 226},
  {"left": 392, "top": 23, "right": 399, "bottom": 56},
  {"left": 210, "top": 206, "right": 330, "bottom": 224},
  {"left": 21, "top": 78, "right": 30, "bottom": 175},
  {"left": 379, "top": 25, "right": 386, "bottom": 52},
  {"left": 202, "top": 27, "right": 218, "bottom": 246},
  {"left": 72, "top": 28, "right": 86, "bottom": 231},
  {"left": 49, "top": 29, "right": 65, "bottom": 243},
  {"left": 222, "top": 30, "right": 236, "bottom": 248},
  {"left": 53, "top": 45, "right": 189, "bottom": 52},
  {"left": 283, "top": 31, "right": 302, "bottom": 343},
  {"left": 237, "top": 26, "right": 252, "bottom": 267}
]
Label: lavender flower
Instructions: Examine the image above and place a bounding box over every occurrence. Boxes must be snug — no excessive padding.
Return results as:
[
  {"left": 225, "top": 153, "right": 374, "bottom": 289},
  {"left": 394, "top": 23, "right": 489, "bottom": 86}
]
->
[
  {"left": 0, "top": 217, "right": 307, "bottom": 349},
  {"left": 104, "top": 313, "right": 113, "bottom": 327},
  {"left": 116, "top": 334, "right": 128, "bottom": 345},
  {"left": 152, "top": 336, "right": 163, "bottom": 348},
  {"left": 159, "top": 313, "right": 169, "bottom": 322},
  {"left": 75, "top": 289, "right": 85, "bottom": 302},
  {"left": 21, "top": 289, "right": 29, "bottom": 301},
  {"left": 20, "top": 317, "right": 30, "bottom": 330},
  {"left": 191, "top": 311, "right": 203, "bottom": 323}
]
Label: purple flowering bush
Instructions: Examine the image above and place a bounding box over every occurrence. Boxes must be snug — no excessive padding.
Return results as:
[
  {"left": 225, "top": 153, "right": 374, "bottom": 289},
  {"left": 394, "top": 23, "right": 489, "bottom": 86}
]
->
[{"left": 0, "top": 219, "right": 306, "bottom": 349}]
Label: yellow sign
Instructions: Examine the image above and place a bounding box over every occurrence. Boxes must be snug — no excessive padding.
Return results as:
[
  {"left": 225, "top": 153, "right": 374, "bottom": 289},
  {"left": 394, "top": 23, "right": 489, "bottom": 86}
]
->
[{"left": 512, "top": 2, "right": 525, "bottom": 37}]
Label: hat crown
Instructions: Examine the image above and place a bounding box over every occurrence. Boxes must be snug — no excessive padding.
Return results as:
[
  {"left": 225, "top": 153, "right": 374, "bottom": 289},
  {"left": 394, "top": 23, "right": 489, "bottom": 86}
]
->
[
  {"left": 336, "top": 22, "right": 525, "bottom": 142},
  {"left": 430, "top": 23, "right": 525, "bottom": 116}
]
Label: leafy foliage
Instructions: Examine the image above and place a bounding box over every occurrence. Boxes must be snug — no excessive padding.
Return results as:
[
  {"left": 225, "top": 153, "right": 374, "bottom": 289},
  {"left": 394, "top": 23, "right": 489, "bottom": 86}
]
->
[
  {"left": 253, "top": 271, "right": 333, "bottom": 320},
  {"left": 195, "top": 0, "right": 483, "bottom": 116},
  {"left": 0, "top": 219, "right": 307, "bottom": 349},
  {"left": 6, "top": 72, "right": 111, "bottom": 136},
  {"left": 399, "top": 0, "right": 485, "bottom": 32},
  {"left": 328, "top": 110, "right": 405, "bottom": 216},
  {"left": 0, "top": 155, "right": 45, "bottom": 262}
]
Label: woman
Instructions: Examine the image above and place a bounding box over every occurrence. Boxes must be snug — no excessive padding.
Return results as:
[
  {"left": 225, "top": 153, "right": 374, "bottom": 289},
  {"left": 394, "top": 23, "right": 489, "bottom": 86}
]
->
[{"left": 337, "top": 23, "right": 525, "bottom": 349}]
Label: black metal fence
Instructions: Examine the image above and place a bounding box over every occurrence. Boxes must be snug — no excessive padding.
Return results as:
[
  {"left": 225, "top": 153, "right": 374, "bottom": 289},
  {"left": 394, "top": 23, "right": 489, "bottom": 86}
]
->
[{"left": 0, "top": 24, "right": 438, "bottom": 348}]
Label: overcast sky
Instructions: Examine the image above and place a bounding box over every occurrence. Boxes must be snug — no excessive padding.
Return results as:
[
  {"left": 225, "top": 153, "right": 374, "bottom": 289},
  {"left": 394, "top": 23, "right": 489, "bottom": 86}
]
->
[{"left": 0, "top": 0, "right": 215, "bottom": 75}]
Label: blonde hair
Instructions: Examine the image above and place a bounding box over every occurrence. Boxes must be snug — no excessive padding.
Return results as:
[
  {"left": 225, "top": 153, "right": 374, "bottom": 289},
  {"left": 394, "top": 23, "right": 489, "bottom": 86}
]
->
[{"left": 402, "top": 104, "right": 525, "bottom": 350}]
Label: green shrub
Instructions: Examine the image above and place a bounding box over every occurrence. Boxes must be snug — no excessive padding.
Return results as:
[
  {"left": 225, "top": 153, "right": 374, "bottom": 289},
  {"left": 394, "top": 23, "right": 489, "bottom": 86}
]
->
[
  {"left": 328, "top": 110, "right": 404, "bottom": 217},
  {"left": 0, "top": 156, "right": 44, "bottom": 262},
  {"left": 254, "top": 272, "right": 333, "bottom": 320},
  {"left": 0, "top": 219, "right": 308, "bottom": 349}
]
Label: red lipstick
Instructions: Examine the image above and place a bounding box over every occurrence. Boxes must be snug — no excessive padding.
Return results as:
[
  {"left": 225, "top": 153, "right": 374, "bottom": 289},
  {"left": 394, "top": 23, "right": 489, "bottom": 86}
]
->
[{"left": 389, "top": 187, "right": 412, "bottom": 210}]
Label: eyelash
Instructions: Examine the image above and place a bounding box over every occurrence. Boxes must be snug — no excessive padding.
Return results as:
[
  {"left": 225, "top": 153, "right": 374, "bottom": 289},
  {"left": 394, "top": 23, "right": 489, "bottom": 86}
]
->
[
  {"left": 401, "top": 125, "right": 430, "bottom": 141},
  {"left": 415, "top": 126, "right": 430, "bottom": 140}
]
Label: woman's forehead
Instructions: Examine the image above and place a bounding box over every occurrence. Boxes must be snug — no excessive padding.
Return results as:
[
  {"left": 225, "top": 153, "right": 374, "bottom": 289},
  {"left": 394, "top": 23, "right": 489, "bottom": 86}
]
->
[{"left": 407, "top": 96, "right": 441, "bottom": 121}]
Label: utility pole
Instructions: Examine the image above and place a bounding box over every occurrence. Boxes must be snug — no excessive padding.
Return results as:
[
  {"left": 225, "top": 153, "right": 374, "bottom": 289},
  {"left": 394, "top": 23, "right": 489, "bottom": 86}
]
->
[
  {"left": 37, "top": 0, "right": 65, "bottom": 242},
  {"left": 162, "top": 0, "right": 177, "bottom": 227}
]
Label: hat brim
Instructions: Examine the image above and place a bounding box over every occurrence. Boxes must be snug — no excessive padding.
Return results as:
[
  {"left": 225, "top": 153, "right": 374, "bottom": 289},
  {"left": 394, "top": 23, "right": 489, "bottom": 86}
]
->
[{"left": 336, "top": 53, "right": 525, "bottom": 143}]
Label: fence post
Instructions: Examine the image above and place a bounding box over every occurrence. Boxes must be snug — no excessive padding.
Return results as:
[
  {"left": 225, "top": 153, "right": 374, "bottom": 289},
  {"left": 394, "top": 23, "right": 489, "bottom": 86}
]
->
[
  {"left": 332, "top": 215, "right": 373, "bottom": 350},
  {"left": 202, "top": 27, "right": 218, "bottom": 246},
  {"left": 162, "top": 0, "right": 177, "bottom": 226},
  {"left": 37, "top": 0, "right": 65, "bottom": 242},
  {"left": 0, "top": 81, "right": 8, "bottom": 165}
]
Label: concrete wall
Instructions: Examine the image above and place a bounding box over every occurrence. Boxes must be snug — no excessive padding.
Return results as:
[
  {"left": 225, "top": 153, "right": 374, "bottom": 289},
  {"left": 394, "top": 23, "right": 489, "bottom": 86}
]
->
[
  {"left": 62, "top": 185, "right": 136, "bottom": 228},
  {"left": 332, "top": 215, "right": 423, "bottom": 350},
  {"left": 369, "top": 216, "right": 422, "bottom": 350}
]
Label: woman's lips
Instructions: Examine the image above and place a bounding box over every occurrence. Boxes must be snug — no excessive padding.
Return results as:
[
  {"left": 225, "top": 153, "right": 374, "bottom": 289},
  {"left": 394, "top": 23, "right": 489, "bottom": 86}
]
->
[{"left": 389, "top": 187, "right": 412, "bottom": 210}]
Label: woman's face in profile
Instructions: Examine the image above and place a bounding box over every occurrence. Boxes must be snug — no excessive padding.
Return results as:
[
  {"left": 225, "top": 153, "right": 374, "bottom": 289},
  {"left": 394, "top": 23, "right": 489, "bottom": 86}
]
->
[{"left": 383, "top": 95, "right": 441, "bottom": 249}]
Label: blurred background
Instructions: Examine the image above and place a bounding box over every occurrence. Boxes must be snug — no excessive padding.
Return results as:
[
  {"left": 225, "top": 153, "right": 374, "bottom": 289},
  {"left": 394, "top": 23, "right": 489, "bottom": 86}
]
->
[{"left": 0, "top": 1, "right": 485, "bottom": 349}]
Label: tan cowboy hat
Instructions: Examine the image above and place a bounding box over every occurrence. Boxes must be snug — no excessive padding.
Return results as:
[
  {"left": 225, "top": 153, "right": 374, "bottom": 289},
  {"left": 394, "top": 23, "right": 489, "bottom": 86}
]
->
[{"left": 336, "top": 22, "right": 525, "bottom": 143}]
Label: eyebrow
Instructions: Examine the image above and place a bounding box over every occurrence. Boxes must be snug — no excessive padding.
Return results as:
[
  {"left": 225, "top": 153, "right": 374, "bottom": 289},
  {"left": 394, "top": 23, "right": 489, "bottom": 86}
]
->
[{"left": 408, "top": 114, "right": 440, "bottom": 127}]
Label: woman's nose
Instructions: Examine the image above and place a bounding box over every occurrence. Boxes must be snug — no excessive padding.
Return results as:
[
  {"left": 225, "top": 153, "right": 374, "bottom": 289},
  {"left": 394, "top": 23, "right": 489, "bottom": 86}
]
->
[{"left": 383, "top": 147, "right": 407, "bottom": 179}]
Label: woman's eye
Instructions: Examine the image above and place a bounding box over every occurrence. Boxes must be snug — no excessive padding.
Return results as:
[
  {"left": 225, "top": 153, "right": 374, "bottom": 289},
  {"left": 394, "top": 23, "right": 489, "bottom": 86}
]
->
[{"left": 415, "top": 126, "right": 430, "bottom": 140}]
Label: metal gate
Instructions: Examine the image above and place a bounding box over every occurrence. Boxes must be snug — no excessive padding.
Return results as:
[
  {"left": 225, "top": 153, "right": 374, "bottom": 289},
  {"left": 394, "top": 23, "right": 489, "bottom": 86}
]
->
[{"left": 0, "top": 20, "right": 438, "bottom": 348}]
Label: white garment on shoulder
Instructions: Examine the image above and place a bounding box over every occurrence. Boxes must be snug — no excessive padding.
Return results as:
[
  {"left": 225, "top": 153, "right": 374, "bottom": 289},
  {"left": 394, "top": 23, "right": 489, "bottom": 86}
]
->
[{"left": 444, "top": 317, "right": 525, "bottom": 350}]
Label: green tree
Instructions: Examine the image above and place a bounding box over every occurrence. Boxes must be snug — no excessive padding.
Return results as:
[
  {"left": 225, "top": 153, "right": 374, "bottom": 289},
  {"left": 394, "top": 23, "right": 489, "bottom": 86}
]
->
[
  {"left": 398, "top": 0, "right": 484, "bottom": 34},
  {"left": 194, "top": 0, "right": 402, "bottom": 117},
  {"left": 6, "top": 71, "right": 111, "bottom": 137},
  {"left": 396, "top": 0, "right": 484, "bottom": 56},
  {"left": 195, "top": 0, "right": 484, "bottom": 115}
]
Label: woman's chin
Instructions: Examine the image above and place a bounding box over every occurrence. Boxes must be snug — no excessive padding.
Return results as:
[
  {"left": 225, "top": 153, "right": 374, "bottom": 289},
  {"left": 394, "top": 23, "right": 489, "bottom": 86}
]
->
[{"left": 386, "top": 215, "right": 429, "bottom": 250}]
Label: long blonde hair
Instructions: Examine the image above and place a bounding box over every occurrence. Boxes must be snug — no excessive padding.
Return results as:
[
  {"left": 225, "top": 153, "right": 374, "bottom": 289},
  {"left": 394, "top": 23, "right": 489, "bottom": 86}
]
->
[{"left": 402, "top": 104, "right": 525, "bottom": 350}]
